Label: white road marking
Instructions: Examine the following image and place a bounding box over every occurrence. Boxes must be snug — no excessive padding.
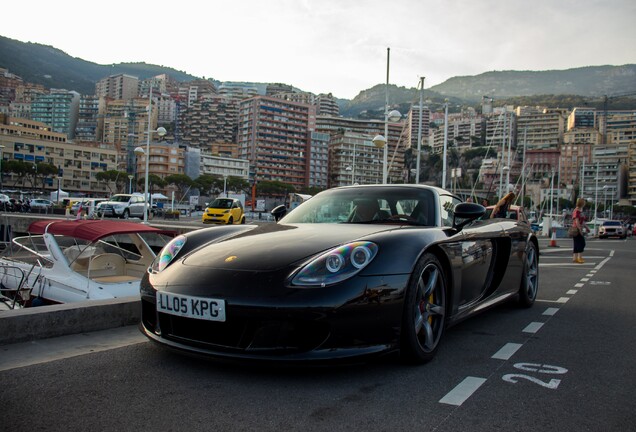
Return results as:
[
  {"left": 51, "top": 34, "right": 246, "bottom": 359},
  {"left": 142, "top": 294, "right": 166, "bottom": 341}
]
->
[
  {"left": 574, "top": 283, "right": 584, "bottom": 288},
  {"left": 540, "top": 263, "right": 595, "bottom": 267},
  {"left": 566, "top": 290, "right": 578, "bottom": 295},
  {"left": 439, "top": 377, "right": 487, "bottom": 406},
  {"left": 523, "top": 322, "right": 545, "bottom": 333},
  {"left": 580, "top": 278, "right": 589, "bottom": 282},
  {"left": 556, "top": 297, "right": 570, "bottom": 303},
  {"left": 543, "top": 307, "right": 559, "bottom": 316},
  {"left": 492, "top": 343, "right": 523, "bottom": 360},
  {"left": 586, "top": 274, "right": 594, "bottom": 277}
]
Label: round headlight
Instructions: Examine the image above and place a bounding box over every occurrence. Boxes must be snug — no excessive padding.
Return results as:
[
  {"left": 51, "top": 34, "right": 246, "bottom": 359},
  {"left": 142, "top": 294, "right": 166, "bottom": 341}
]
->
[
  {"left": 325, "top": 253, "right": 344, "bottom": 273},
  {"left": 351, "top": 245, "right": 372, "bottom": 268},
  {"left": 153, "top": 235, "right": 187, "bottom": 273}
]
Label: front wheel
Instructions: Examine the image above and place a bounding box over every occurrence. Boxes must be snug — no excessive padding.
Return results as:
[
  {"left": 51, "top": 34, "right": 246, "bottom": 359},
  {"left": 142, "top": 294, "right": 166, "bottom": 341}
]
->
[
  {"left": 400, "top": 253, "right": 447, "bottom": 364},
  {"left": 227, "top": 216, "right": 234, "bottom": 225},
  {"left": 518, "top": 242, "right": 539, "bottom": 307},
  {"left": 122, "top": 209, "right": 130, "bottom": 219}
]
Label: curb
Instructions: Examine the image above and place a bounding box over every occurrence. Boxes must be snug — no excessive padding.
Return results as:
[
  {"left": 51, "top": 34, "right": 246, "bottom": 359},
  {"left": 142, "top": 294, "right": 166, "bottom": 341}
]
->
[{"left": 0, "top": 297, "right": 140, "bottom": 346}]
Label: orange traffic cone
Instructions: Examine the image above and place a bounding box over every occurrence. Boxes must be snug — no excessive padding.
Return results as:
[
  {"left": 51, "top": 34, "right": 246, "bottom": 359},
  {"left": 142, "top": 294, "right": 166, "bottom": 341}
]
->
[{"left": 549, "top": 229, "right": 558, "bottom": 247}]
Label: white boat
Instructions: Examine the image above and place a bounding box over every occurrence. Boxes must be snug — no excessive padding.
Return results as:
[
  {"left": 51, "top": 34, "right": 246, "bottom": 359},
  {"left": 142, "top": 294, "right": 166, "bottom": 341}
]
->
[{"left": 0, "top": 219, "right": 175, "bottom": 308}]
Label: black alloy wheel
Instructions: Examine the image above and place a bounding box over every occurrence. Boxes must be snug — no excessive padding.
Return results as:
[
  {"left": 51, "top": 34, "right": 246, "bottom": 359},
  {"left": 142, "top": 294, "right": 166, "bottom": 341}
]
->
[
  {"left": 401, "top": 253, "right": 447, "bottom": 364},
  {"left": 518, "top": 241, "right": 539, "bottom": 307}
]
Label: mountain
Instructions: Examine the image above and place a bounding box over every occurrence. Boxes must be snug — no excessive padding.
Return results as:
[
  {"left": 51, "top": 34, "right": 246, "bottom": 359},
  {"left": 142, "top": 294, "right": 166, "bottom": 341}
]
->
[
  {"left": 428, "top": 65, "right": 636, "bottom": 101},
  {"left": 2, "top": 34, "right": 636, "bottom": 116},
  {"left": 0, "top": 35, "right": 199, "bottom": 94}
]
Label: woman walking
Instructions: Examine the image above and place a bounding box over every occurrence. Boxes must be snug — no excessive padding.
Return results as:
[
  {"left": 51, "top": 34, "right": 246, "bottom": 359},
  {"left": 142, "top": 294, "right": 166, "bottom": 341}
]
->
[{"left": 572, "top": 198, "right": 590, "bottom": 263}]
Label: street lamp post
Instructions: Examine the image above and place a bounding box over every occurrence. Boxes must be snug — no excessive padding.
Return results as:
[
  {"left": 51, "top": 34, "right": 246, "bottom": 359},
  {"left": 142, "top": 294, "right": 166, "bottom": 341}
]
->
[
  {"left": 372, "top": 48, "right": 401, "bottom": 184},
  {"left": 128, "top": 175, "right": 134, "bottom": 194},
  {"left": 141, "top": 87, "right": 166, "bottom": 224},
  {"left": 0, "top": 144, "right": 5, "bottom": 191}
]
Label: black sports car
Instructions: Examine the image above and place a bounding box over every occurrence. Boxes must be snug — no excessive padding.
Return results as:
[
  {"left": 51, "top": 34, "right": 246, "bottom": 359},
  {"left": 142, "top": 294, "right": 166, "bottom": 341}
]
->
[{"left": 140, "top": 185, "right": 539, "bottom": 364}]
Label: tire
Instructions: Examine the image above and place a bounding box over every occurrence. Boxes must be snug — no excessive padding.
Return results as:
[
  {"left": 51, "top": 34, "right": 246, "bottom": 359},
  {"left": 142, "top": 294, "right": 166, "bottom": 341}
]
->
[
  {"left": 241, "top": 216, "right": 246, "bottom": 224},
  {"left": 122, "top": 209, "right": 130, "bottom": 219},
  {"left": 400, "top": 253, "right": 447, "bottom": 364},
  {"left": 227, "top": 216, "right": 233, "bottom": 225},
  {"left": 518, "top": 241, "right": 539, "bottom": 308}
]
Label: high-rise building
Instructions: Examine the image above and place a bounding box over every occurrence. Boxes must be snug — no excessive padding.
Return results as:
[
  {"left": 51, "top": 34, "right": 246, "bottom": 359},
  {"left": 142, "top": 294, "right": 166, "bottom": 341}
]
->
[
  {"left": 179, "top": 95, "right": 238, "bottom": 151},
  {"left": 95, "top": 74, "right": 139, "bottom": 100},
  {"left": 31, "top": 89, "right": 80, "bottom": 139},
  {"left": 218, "top": 82, "right": 259, "bottom": 102},
  {"left": 315, "top": 93, "right": 340, "bottom": 117},
  {"left": 75, "top": 95, "right": 100, "bottom": 142},
  {"left": 516, "top": 109, "right": 566, "bottom": 150},
  {"left": 178, "top": 79, "right": 217, "bottom": 108},
  {"left": 238, "top": 96, "right": 316, "bottom": 188},
  {"left": 328, "top": 131, "right": 383, "bottom": 187}
]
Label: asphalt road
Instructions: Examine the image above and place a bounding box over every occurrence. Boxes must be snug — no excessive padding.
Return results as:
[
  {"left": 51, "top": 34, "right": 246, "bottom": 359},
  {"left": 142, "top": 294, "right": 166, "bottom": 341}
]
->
[{"left": 1, "top": 236, "right": 635, "bottom": 432}]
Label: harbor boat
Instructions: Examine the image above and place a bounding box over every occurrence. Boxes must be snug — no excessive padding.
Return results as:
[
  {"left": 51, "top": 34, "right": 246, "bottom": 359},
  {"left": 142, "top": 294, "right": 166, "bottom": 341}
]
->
[{"left": 0, "top": 219, "right": 175, "bottom": 308}]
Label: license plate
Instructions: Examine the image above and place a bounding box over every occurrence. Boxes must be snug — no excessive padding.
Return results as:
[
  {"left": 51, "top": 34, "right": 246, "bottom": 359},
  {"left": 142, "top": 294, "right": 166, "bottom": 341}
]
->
[{"left": 156, "top": 292, "right": 226, "bottom": 322}]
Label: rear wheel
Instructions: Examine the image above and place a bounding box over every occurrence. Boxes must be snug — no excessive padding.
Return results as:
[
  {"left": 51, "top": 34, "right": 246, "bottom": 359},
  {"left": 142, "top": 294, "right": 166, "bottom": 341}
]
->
[
  {"left": 400, "top": 253, "right": 447, "bottom": 364},
  {"left": 518, "top": 242, "right": 539, "bottom": 307}
]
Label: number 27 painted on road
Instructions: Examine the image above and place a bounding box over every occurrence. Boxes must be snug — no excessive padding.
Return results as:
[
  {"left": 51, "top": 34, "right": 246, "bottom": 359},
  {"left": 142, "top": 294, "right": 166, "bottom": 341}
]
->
[{"left": 503, "top": 363, "right": 568, "bottom": 390}]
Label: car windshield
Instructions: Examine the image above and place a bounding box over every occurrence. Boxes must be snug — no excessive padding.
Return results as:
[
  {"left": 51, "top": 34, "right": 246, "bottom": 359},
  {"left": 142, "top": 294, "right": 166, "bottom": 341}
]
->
[
  {"left": 209, "top": 199, "right": 233, "bottom": 209},
  {"left": 280, "top": 186, "right": 435, "bottom": 226},
  {"left": 110, "top": 195, "right": 131, "bottom": 202},
  {"left": 603, "top": 221, "right": 621, "bottom": 226}
]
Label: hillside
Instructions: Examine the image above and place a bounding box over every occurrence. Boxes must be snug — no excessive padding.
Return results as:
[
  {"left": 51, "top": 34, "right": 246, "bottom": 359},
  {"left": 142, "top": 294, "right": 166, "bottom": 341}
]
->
[
  {"left": 428, "top": 65, "right": 636, "bottom": 101},
  {"left": 0, "top": 35, "right": 199, "bottom": 94},
  {"left": 2, "top": 35, "right": 635, "bottom": 117}
]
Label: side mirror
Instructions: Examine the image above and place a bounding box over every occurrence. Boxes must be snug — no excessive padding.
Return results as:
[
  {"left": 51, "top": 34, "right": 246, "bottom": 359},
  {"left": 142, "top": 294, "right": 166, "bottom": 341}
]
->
[
  {"left": 453, "top": 203, "right": 486, "bottom": 230},
  {"left": 271, "top": 205, "right": 287, "bottom": 222}
]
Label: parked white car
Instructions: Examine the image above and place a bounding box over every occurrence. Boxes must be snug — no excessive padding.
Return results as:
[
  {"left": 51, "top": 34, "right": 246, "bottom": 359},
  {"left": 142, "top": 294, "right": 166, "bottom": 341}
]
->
[
  {"left": 95, "top": 194, "right": 151, "bottom": 219},
  {"left": 29, "top": 198, "right": 54, "bottom": 210}
]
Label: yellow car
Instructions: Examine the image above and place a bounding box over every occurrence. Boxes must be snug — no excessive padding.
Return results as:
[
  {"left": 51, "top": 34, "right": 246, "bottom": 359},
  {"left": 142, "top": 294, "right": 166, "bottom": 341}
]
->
[{"left": 202, "top": 198, "right": 246, "bottom": 224}]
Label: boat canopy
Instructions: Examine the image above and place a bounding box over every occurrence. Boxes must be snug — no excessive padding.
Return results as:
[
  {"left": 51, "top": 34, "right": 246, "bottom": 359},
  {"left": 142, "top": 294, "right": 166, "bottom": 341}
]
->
[{"left": 27, "top": 220, "right": 174, "bottom": 242}]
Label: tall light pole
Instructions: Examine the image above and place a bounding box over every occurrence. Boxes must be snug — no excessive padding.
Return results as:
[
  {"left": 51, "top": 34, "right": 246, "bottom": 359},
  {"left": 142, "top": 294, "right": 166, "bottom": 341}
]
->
[
  {"left": 442, "top": 100, "right": 449, "bottom": 189},
  {"left": 372, "top": 48, "right": 401, "bottom": 184},
  {"left": 128, "top": 175, "right": 134, "bottom": 194},
  {"left": 0, "top": 144, "right": 5, "bottom": 191},
  {"left": 416, "top": 77, "right": 425, "bottom": 184},
  {"left": 142, "top": 86, "right": 166, "bottom": 224}
]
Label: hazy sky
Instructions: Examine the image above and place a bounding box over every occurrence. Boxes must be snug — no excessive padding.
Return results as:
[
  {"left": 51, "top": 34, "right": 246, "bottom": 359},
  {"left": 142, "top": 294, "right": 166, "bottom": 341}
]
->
[{"left": 3, "top": 0, "right": 635, "bottom": 99}]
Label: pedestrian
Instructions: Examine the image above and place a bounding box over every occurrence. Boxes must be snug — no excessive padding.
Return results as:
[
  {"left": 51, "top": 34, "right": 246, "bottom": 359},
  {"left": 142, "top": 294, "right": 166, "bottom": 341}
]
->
[
  {"left": 571, "top": 198, "right": 590, "bottom": 263},
  {"left": 490, "top": 192, "right": 515, "bottom": 219}
]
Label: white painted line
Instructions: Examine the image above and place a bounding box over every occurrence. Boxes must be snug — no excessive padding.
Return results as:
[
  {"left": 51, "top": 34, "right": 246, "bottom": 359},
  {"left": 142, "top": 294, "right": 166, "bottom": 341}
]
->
[
  {"left": 566, "top": 290, "right": 578, "bottom": 295},
  {"left": 586, "top": 274, "right": 594, "bottom": 277},
  {"left": 523, "top": 322, "right": 545, "bottom": 333},
  {"left": 610, "top": 250, "right": 615, "bottom": 257},
  {"left": 595, "top": 257, "right": 611, "bottom": 270},
  {"left": 492, "top": 343, "right": 523, "bottom": 360},
  {"left": 556, "top": 297, "right": 570, "bottom": 303},
  {"left": 543, "top": 307, "right": 559, "bottom": 316},
  {"left": 580, "top": 278, "right": 589, "bottom": 282},
  {"left": 439, "top": 377, "right": 487, "bottom": 406},
  {"left": 574, "top": 283, "right": 584, "bottom": 288}
]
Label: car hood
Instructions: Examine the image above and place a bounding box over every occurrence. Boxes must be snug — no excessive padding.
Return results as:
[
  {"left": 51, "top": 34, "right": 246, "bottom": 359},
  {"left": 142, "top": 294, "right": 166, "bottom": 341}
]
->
[{"left": 182, "top": 223, "right": 399, "bottom": 271}]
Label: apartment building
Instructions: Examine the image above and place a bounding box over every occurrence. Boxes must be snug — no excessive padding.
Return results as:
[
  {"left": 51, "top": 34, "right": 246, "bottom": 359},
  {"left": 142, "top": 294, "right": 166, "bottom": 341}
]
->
[
  {"left": 237, "top": 95, "right": 316, "bottom": 188},
  {"left": 516, "top": 110, "right": 566, "bottom": 150},
  {"left": 429, "top": 113, "right": 480, "bottom": 153},
  {"left": 308, "top": 131, "right": 330, "bottom": 189},
  {"left": 315, "top": 115, "right": 405, "bottom": 183},
  {"left": 74, "top": 95, "right": 99, "bottom": 142},
  {"left": 95, "top": 74, "right": 139, "bottom": 100},
  {"left": 178, "top": 79, "right": 217, "bottom": 108},
  {"left": 178, "top": 95, "right": 238, "bottom": 151},
  {"left": 0, "top": 115, "right": 118, "bottom": 195},
  {"left": 133, "top": 142, "right": 186, "bottom": 183},
  {"left": 405, "top": 105, "right": 431, "bottom": 149},
  {"left": 99, "top": 97, "right": 155, "bottom": 173},
  {"left": 315, "top": 93, "right": 340, "bottom": 117},
  {"left": 329, "top": 131, "right": 383, "bottom": 187},
  {"left": 218, "top": 82, "right": 259, "bottom": 102},
  {"left": 31, "top": 89, "right": 80, "bottom": 139}
]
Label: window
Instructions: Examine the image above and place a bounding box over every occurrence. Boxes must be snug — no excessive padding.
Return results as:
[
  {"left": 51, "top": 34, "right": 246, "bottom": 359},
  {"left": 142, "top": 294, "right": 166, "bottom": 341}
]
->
[{"left": 439, "top": 195, "right": 462, "bottom": 227}]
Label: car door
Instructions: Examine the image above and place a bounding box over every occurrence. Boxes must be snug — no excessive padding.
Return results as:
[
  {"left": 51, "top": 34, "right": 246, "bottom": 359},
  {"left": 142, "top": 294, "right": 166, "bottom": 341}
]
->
[{"left": 440, "top": 194, "right": 503, "bottom": 309}]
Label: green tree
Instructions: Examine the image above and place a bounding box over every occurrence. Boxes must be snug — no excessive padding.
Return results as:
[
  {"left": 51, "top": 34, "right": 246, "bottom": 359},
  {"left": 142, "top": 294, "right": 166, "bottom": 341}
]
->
[
  {"left": 96, "top": 170, "right": 128, "bottom": 195},
  {"left": 256, "top": 180, "right": 296, "bottom": 197},
  {"left": 164, "top": 174, "right": 194, "bottom": 201}
]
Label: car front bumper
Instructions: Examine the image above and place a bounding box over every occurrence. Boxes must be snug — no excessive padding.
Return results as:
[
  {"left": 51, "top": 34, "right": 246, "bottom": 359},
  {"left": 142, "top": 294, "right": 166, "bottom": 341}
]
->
[{"left": 139, "top": 272, "right": 410, "bottom": 363}]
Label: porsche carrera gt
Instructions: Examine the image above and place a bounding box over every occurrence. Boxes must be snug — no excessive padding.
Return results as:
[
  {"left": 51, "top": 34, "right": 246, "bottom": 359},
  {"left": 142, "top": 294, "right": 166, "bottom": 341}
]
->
[{"left": 140, "top": 184, "right": 539, "bottom": 364}]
